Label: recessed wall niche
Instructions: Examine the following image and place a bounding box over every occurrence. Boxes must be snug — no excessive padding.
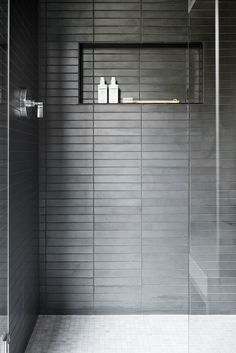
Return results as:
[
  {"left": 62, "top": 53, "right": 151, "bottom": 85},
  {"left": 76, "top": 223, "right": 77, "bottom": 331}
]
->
[{"left": 79, "top": 42, "right": 203, "bottom": 104}]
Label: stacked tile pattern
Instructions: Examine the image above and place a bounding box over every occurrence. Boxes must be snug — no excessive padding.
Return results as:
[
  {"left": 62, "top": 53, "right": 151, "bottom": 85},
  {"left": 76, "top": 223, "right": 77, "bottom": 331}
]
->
[{"left": 39, "top": 0, "right": 190, "bottom": 314}]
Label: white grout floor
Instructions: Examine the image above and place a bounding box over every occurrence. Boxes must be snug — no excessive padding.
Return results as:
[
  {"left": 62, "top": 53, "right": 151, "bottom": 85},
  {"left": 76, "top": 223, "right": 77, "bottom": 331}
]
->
[{"left": 24, "top": 315, "right": 236, "bottom": 353}]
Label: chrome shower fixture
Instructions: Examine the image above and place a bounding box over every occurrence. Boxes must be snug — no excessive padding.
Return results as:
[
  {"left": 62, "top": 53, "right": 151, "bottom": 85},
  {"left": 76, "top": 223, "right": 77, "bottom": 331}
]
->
[{"left": 19, "top": 88, "right": 43, "bottom": 119}]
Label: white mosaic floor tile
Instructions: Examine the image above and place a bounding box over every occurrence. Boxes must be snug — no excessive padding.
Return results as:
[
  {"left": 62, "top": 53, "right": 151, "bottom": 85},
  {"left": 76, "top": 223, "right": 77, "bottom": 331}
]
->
[{"left": 24, "top": 315, "right": 236, "bottom": 353}]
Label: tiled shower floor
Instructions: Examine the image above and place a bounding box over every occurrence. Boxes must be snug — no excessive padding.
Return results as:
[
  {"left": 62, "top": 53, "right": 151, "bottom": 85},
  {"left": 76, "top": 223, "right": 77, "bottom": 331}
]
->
[{"left": 24, "top": 315, "right": 236, "bottom": 353}]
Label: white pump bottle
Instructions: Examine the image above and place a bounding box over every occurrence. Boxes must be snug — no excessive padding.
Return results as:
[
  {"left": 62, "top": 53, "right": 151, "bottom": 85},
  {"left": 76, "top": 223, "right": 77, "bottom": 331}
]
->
[
  {"left": 109, "top": 77, "right": 119, "bottom": 103},
  {"left": 98, "top": 77, "right": 108, "bottom": 103}
]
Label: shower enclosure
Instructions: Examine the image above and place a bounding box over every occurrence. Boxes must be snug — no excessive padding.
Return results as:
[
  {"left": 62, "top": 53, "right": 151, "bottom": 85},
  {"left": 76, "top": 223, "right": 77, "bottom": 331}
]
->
[{"left": 0, "top": 0, "right": 236, "bottom": 352}]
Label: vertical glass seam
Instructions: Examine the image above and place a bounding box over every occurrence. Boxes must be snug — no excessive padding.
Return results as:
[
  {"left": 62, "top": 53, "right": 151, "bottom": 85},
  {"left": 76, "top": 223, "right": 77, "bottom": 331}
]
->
[
  {"left": 187, "top": 5, "right": 191, "bottom": 352},
  {"left": 215, "top": 0, "right": 220, "bottom": 278},
  {"left": 7, "top": 0, "right": 10, "bottom": 337},
  {"left": 92, "top": 0, "right": 95, "bottom": 313},
  {"left": 140, "top": 0, "right": 143, "bottom": 314}
]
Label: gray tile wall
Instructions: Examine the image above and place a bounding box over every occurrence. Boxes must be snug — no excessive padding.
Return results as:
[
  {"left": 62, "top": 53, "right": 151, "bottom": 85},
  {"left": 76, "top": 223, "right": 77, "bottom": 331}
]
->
[
  {"left": 0, "top": 0, "right": 8, "bottom": 321},
  {"left": 39, "top": 0, "right": 190, "bottom": 314},
  {"left": 9, "top": 0, "right": 39, "bottom": 352},
  {"left": 142, "top": 103, "right": 189, "bottom": 313}
]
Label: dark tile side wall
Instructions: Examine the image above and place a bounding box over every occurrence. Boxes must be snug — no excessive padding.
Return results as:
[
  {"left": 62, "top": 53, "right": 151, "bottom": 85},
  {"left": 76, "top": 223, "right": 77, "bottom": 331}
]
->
[
  {"left": 9, "top": 0, "right": 39, "bottom": 352},
  {"left": 39, "top": 0, "right": 189, "bottom": 314},
  {"left": 0, "top": 0, "right": 8, "bottom": 320}
]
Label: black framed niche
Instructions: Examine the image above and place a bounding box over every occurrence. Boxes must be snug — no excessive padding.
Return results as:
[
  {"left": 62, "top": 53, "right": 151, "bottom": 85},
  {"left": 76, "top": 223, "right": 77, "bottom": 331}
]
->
[{"left": 78, "top": 42, "right": 203, "bottom": 105}]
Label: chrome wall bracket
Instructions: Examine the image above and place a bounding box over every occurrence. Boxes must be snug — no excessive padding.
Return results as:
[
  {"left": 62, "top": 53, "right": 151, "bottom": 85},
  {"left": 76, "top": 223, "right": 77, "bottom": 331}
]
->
[{"left": 20, "top": 88, "right": 43, "bottom": 119}]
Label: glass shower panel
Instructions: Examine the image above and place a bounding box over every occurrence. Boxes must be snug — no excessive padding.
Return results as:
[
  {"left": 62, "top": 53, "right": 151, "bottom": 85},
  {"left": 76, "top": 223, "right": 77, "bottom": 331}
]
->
[
  {"left": 189, "top": 0, "right": 218, "bottom": 315},
  {"left": 0, "top": 0, "right": 9, "bottom": 349},
  {"left": 188, "top": 0, "right": 236, "bottom": 352}
]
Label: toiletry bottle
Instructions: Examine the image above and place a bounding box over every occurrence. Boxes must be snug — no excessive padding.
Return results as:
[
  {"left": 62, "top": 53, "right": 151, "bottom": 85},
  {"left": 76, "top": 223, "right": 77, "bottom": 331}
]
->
[
  {"left": 109, "top": 77, "right": 119, "bottom": 103},
  {"left": 98, "top": 77, "right": 108, "bottom": 103}
]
